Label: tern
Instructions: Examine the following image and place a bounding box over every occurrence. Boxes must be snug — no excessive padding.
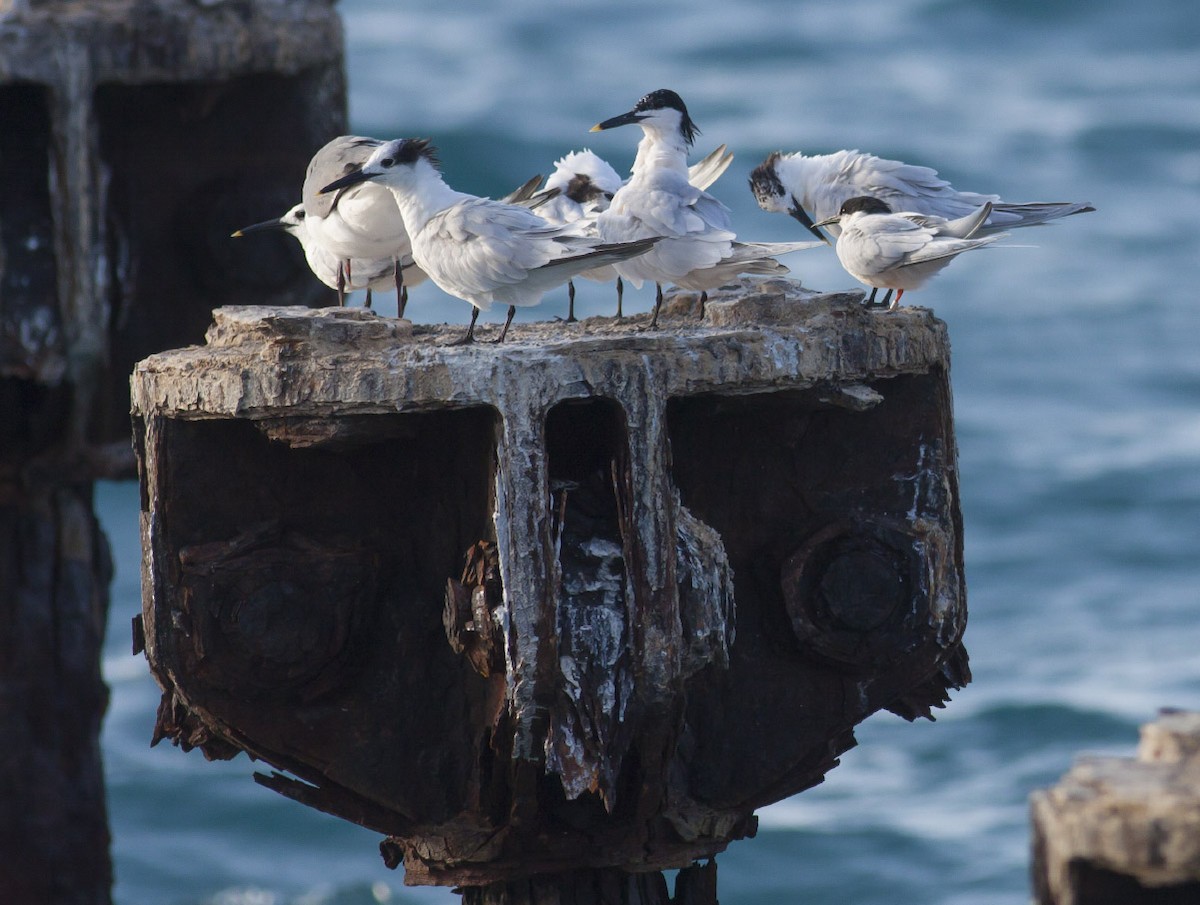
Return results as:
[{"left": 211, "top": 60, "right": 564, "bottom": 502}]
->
[
  {"left": 750, "top": 148, "right": 1094, "bottom": 243},
  {"left": 318, "top": 138, "right": 659, "bottom": 344},
  {"left": 302, "top": 135, "right": 417, "bottom": 313},
  {"left": 231, "top": 203, "right": 428, "bottom": 309},
  {"left": 591, "top": 89, "right": 821, "bottom": 327},
  {"left": 534, "top": 144, "right": 736, "bottom": 320},
  {"left": 812, "top": 195, "right": 1006, "bottom": 309}
]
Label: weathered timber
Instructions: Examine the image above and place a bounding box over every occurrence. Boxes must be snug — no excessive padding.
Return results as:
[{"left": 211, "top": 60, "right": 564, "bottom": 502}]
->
[
  {"left": 0, "top": 2, "right": 347, "bottom": 902},
  {"left": 132, "top": 278, "right": 971, "bottom": 890},
  {"left": 1031, "top": 709, "right": 1200, "bottom": 905},
  {"left": 0, "top": 0, "right": 346, "bottom": 449}
]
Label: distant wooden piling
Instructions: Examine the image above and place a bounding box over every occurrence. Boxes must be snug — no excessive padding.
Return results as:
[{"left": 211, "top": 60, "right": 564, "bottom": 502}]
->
[
  {"left": 1031, "top": 709, "right": 1200, "bottom": 904},
  {"left": 0, "top": 2, "right": 345, "bottom": 902},
  {"left": 131, "top": 280, "right": 972, "bottom": 899}
]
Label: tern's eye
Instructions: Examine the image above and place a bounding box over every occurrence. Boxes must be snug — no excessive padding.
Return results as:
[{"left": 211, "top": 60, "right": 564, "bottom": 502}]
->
[
  {"left": 380, "top": 157, "right": 395, "bottom": 167},
  {"left": 295, "top": 210, "right": 306, "bottom": 220}
]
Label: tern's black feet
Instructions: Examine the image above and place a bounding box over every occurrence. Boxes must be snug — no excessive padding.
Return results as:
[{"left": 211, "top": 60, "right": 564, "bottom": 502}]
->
[
  {"left": 447, "top": 308, "right": 482, "bottom": 345},
  {"left": 649, "top": 283, "right": 664, "bottom": 329},
  {"left": 488, "top": 306, "right": 517, "bottom": 344}
]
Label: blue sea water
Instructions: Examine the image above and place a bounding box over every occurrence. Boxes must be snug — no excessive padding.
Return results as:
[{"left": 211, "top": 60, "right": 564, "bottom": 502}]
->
[{"left": 98, "top": 0, "right": 1200, "bottom": 902}]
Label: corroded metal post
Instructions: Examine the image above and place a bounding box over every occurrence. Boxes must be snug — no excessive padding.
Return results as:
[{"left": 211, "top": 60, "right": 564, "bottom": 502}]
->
[
  {"left": 131, "top": 280, "right": 971, "bottom": 899},
  {"left": 0, "top": 2, "right": 345, "bottom": 902}
]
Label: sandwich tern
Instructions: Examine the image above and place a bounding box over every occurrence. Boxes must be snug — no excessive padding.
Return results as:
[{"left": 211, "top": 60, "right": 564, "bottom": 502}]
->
[
  {"left": 231, "top": 203, "right": 427, "bottom": 309},
  {"left": 812, "top": 195, "right": 1006, "bottom": 308},
  {"left": 318, "top": 138, "right": 659, "bottom": 344},
  {"left": 302, "top": 135, "right": 417, "bottom": 313},
  {"left": 591, "top": 89, "right": 821, "bottom": 327},
  {"left": 750, "top": 148, "right": 1094, "bottom": 243},
  {"left": 534, "top": 144, "right": 736, "bottom": 320}
]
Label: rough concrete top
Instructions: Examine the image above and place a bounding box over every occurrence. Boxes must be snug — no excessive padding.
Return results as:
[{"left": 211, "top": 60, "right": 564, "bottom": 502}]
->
[
  {"left": 1032, "top": 709, "right": 1200, "bottom": 894},
  {"left": 131, "top": 279, "right": 951, "bottom": 421},
  {"left": 0, "top": 0, "right": 341, "bottom": 84}
]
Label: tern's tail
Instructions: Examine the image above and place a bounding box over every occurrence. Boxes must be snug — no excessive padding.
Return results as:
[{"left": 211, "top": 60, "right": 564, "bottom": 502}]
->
[
  {"left": 983, "top": 201, "right": 1095, "bottom": 233},
  {"left": 504, "top": 238, "right": 659, "bottom": 303},
  {"left": 671, "top": 240, "right": 824, "bottom": 290}
]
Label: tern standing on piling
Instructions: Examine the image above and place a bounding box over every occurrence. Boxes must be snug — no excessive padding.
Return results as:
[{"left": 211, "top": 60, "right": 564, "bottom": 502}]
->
[
  {"left": 813, "top": 196, "right": 1006, "bottom": 309},
  {"left": 750, "top": 148, "right": 1094, "bottom": 243},
  {"left": 590, "top": 89, "right": 821, "bottom": 327},
  {"left": 318, "top": 138, "right": 659, "bottom": 344},
  {"left": 232, "top": 203, "right": 425, "bottom": 308},
  {"left": 302, "top": 135, "right": 420, "bottom": 313},
  {"left": 534, "top": 144, "right": 737, "bottom": 320}
]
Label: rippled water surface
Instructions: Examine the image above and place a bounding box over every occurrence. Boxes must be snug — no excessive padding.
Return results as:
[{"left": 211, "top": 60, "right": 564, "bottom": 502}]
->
[{"left": 100, "top": 1, "right": 1200, "bottom": 902}]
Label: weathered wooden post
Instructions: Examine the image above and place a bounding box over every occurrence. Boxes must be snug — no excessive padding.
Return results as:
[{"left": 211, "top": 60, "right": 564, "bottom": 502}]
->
[
  {"left": 132, "top": 280, "right": 971, "bottom": 901},
  {"left": 0, "top": 1, "right": 344, "bottom": 901},
  {"left": 1031, "top": 709, "right": 1200, "bottom": 904}
]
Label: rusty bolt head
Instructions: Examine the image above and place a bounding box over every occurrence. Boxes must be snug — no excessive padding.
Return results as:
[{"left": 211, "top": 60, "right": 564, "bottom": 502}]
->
[{"left": 780, "top": 519, "right": 928, "bottom": 669}]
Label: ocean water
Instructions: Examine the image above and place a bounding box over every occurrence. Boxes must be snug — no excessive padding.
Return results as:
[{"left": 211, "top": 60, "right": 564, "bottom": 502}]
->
[{"left": 99, "top": 0, "right": 1200, "bottom": 902}]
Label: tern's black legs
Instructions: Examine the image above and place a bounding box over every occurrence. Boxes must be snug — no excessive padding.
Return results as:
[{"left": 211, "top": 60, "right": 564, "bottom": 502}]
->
[
  {"left": 396, "top": 261, "right": 408, "bottom": 318},
  {"left": 491, "top": 305, "right": 517, "bottom": 343},
  {"left": 448, "top": 307, "right": 481, "bottom": 345},
  {"left": 650, "top": 282, "right": 664, "bottom": 328},
  {"left": 566, "top": 280, "right": 577, "bottom": 323},
  {"left": 336, "top": 261, "right": 347, "bottom": 307},
  {"left": 364, "top": 289, "right": 373, "bottom": 309},
  {"left": 863, "top": 287, "right": 896, "bottom": 310},
  {"left": 616, "top": 276, "right": 624, "bottom": 319},
  {"left": 699, "top": 290, "right": 708, "bottom": 319}
]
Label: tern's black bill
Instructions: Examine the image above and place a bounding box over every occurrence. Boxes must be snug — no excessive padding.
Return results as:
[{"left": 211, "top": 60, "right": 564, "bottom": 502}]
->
[
  {"left": 590, "top": 110, "right": 644, "bottom": 132},
  {"left": 319, "top": 168, "right": 372, "bottom": 195},
  {"left": 230, "top": 217, "right": 285, "bottom": 238},
  {"left": 788, "top": 200, "right": 832, "bottom": 245}
]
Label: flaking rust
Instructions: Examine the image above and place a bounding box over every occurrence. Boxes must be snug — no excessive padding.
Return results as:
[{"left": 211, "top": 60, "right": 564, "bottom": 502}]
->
[{"left": 132, "top": 278, "right": 970, "bottom": 897}]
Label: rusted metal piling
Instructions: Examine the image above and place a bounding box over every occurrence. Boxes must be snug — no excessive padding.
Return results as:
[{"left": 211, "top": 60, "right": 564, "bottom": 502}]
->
[
  {"left": 132, "top": 280, "right": 971, "bottom": 900},
  {"left": 1032, "top": 709, "right": 1200, "bottom": 905},
  {"left": 0, "top": 2, "right": 345, "bottom": 901}
]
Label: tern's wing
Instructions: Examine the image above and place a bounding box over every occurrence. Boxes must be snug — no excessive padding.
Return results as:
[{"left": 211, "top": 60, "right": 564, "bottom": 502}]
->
[
  {"left": 302, "top": 135, "right": 384, "bottom": 217},
  {"left": 899, "top": 232, "right": 1003, "bottom": 268},
  {"left": 688, "top": 144, "right": 734, "bottom": 191},
  {"left": 499, "top": 174, "right": 545, "bottom": 204},
  {"left": 901, "top": 201, "right": 993, "bottom": 239},
  {"left": 838, "top": 217, "right": 935, "bottom": 277},
  {"left": 609, "top": 174, "right": 734, "bottom": 240},
  {"left": 421, "top": 199, "right": 580, "bottom": 301},
  {"left": 844, "top": 153, "right": 999, "bottom": 219}
]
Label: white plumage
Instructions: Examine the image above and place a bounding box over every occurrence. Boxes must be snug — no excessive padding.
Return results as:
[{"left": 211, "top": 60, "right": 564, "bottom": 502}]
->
[
  {"left": 532, "top": 144, "right": 736, "bottom": 319},
  {"left": 813, "top": 195, "right": 1006, "bottom": 308},
  {"left": 750, "top": 148, "right": 1093, "bottom": 241},
  {"left": 301, "top": 135, "right": 418, "bottom": 311},
  {"left": 317, "top": 138, "right": 658, "bottom": 343},
  {"left": 231, "top": 203, "right": 425, "bottom": 308},
  {"left": 592, "top": 90, "right": 821, "bottom": 326}
]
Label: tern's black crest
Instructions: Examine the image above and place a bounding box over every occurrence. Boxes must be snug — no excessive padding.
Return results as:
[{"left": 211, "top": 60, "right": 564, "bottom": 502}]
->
[
  {"left": 564, "top": 174, "right": 607, "bottom": 205},
  {"left": 749, "top": 152, "right": 786, "bottom": 204},
  {"left": 840, "top": 196, "right": 893, "bottom": 217},
  {"left": 635, "top": 88, "right": 699, "bottom": 146},
  {"left": 382, "top": 138, "right": 440, "bottom": 169}
]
